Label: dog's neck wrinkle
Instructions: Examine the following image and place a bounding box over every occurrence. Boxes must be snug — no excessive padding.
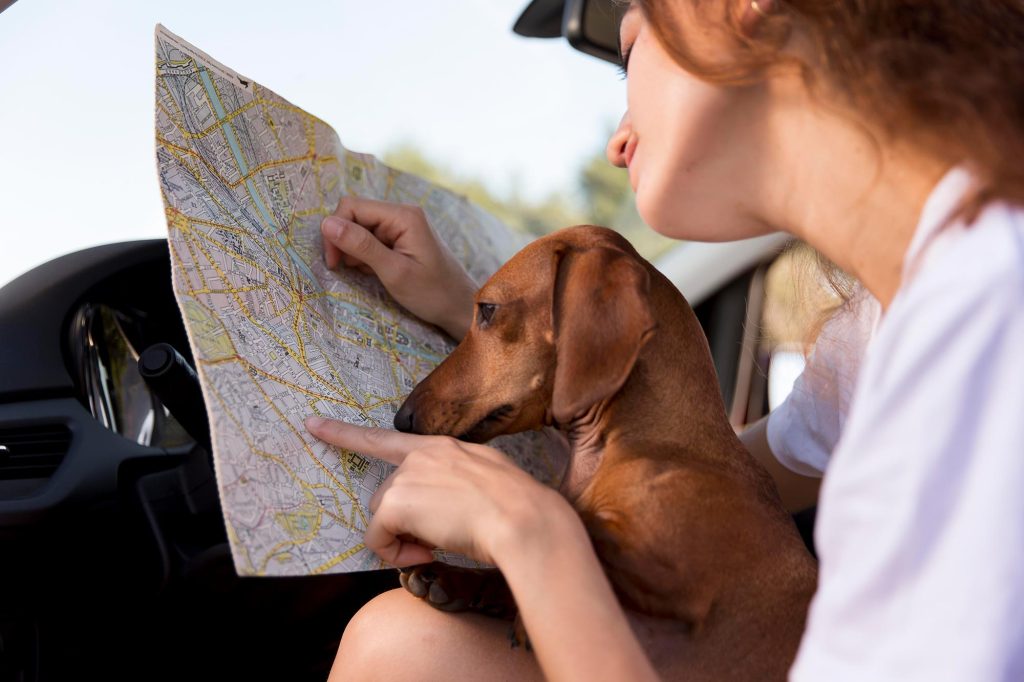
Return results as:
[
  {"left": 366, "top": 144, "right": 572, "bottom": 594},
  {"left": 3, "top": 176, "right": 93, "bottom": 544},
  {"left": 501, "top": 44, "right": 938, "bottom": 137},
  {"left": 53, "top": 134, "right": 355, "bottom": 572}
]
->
[
  {"left": 565, "top": 401, "right": 605, "bottom": 446},
  {"left": 559, "top": 401, "right": 611, "bottom": 501}
]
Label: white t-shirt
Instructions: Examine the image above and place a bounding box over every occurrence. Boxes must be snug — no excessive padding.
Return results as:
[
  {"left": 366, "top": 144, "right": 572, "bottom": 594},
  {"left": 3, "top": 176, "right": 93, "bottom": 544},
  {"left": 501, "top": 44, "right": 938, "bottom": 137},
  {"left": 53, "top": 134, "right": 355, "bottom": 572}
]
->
[
  {"left": 772, "top": 167, "right": 1024, "bottom": 681},
  {"left": 767, "top": 284, "right": 880, "bottom": 477}
]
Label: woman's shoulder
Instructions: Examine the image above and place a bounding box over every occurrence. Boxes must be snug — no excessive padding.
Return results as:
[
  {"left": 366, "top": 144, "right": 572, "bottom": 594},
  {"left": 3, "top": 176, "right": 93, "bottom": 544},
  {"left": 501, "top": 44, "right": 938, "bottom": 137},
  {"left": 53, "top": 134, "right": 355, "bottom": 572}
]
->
[
  {"left": 957, "top": 200, "right": 1024, "bottom": 273},
  {"left": 899, "top": 198, "right": 1024, "bottom": 313},
  {"left": 864, "top": 198, "right": 1024, "bottom": 387}
]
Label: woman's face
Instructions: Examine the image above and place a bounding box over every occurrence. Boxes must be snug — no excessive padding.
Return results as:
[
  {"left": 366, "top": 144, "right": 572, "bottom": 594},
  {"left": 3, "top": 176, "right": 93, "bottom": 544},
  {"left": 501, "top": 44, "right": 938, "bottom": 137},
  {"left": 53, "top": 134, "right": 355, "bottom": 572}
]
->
[{"left": 607, "top": 3, "right": 777, "bottom": 241}]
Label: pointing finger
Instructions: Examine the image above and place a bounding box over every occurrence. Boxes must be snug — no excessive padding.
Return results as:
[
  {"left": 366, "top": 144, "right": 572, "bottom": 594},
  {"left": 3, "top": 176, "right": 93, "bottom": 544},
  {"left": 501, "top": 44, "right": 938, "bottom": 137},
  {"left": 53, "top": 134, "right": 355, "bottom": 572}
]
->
[{"left": 304, "top": 417, "right": 425, "bottom": 465}]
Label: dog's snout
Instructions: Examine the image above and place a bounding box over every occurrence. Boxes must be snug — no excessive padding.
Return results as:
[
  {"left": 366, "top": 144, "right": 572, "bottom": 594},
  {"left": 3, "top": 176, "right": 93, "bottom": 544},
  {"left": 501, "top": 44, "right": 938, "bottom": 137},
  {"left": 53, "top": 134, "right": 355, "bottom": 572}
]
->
[{"left": 394, "top": 401, "right": 415, "bottom": 433}]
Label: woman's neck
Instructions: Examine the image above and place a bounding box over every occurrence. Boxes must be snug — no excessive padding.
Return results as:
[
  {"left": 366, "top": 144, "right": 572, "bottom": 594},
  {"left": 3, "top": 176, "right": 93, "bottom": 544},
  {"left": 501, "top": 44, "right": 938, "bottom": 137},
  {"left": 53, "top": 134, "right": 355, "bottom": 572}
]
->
[{"left": 760, "top": 82, "right": 952, "bottom": 309}]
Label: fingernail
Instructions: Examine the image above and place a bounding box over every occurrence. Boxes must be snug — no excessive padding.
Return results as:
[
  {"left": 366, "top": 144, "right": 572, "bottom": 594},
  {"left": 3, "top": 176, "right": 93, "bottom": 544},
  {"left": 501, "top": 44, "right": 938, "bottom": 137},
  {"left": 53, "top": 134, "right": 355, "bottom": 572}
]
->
[
  {"left": 322, "top": 216, "right": 345, "bottom": 240},
  {"left": 305, "top": 416, "right": 326, "bottom": 430}
]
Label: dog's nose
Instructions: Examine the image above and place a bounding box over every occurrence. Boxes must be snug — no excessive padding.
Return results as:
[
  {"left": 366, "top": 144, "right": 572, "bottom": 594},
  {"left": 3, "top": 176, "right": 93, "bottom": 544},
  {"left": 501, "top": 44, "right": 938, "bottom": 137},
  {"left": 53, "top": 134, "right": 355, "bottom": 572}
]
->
[{"left": 393, "top": 402, "right": 415, "bottom": 432}]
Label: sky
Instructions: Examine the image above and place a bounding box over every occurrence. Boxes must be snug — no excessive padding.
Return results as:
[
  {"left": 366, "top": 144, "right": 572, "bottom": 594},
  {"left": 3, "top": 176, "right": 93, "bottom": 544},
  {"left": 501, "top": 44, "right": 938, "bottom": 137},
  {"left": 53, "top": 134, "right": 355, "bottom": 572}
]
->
[{"left": 0, "top": 0, "right": 628, "bottom": 287}]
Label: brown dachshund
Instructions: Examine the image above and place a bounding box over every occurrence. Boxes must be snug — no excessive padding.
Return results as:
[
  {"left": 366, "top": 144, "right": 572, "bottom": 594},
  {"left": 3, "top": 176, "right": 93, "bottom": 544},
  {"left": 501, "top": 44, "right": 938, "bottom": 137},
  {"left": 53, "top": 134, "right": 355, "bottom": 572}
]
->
[{"left": 393, "top": 226, "right": 817, "bottom": 680}]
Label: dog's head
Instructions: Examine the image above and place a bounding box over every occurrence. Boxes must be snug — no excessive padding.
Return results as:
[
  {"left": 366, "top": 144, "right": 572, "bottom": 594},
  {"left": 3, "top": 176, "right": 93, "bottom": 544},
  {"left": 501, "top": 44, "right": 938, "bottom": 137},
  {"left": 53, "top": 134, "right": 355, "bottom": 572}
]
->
[{"left": 394, "top": 225, "right": 656, "bottom": 442}]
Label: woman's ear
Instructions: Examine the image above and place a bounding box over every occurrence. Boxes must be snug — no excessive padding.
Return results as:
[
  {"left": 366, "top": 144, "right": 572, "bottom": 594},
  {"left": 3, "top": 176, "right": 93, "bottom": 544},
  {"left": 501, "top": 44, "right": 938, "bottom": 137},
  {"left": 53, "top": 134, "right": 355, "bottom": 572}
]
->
[{"left": 551, "top": 246, "right": 656, "bottom": 424}]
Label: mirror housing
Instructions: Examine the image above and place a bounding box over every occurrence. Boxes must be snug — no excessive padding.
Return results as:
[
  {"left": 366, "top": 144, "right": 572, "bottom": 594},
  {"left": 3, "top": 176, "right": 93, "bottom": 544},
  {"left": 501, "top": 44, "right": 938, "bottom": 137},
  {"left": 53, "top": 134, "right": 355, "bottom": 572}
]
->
[
  {"left": 513, "top": 0, "right": 626, "bottom": 65},
  {"left": 563, "top": 0, "right": 626, "bottom": 64}
]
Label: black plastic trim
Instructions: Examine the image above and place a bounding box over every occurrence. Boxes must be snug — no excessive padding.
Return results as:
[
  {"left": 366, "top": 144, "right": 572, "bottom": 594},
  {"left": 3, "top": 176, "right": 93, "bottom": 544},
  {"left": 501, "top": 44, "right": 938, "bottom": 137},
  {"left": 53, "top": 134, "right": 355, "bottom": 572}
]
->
[{"left": 0, "top": 240, "right": 169, "bottom": 401}]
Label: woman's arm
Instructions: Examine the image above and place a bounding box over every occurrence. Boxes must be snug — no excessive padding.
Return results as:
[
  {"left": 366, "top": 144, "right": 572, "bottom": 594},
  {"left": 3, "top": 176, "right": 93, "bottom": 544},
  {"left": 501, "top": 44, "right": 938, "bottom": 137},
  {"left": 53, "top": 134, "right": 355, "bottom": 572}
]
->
[
  {"left": 306, "top": 418, "right": 658, "bottom": 682},
  {"left": 739, "top": 416, "right": 821, "bottom": 513},
  {"left": 493, "top": 488, "right": 658, "bottom": 682}
]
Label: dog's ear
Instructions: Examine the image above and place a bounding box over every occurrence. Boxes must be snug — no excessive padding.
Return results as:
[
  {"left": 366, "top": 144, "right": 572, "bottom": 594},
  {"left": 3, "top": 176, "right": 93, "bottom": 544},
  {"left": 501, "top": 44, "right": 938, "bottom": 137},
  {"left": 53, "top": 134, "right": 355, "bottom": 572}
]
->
[{"left": 551, "top": 246, "right": 656, "bottom": 424}]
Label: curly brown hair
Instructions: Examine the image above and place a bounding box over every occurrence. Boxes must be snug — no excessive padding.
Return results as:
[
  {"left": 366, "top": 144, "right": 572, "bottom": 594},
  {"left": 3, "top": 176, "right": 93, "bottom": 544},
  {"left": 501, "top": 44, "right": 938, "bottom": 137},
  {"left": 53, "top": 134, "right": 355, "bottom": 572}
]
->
[{"left": 637, "top": 0, "right": 1024, "bottom": 222}]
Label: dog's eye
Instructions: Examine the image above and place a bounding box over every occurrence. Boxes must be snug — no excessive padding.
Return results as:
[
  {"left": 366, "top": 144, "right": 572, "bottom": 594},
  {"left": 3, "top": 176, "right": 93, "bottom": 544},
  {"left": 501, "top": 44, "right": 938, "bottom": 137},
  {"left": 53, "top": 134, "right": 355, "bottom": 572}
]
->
[{"left": 477, "top": 302, "right": 497, "bottom": 327}]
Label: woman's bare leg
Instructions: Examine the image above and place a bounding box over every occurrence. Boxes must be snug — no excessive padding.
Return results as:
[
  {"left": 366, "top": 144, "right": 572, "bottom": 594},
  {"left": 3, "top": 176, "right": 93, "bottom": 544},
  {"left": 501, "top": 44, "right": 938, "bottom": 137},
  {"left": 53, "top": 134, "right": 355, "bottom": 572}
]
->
[{"left": 330, "top": 588, "right": 544, "bottom": 681}]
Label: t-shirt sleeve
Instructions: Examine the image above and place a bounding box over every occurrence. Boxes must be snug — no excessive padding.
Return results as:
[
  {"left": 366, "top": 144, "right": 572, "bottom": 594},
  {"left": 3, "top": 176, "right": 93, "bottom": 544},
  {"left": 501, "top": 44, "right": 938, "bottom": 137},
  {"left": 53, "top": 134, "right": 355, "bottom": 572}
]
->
[
  {"left": 766, "top": 287, "right": 879, "bottom": 477},
  {"left": 790, "top": 225, "right": 1024, "bottom": 681}
]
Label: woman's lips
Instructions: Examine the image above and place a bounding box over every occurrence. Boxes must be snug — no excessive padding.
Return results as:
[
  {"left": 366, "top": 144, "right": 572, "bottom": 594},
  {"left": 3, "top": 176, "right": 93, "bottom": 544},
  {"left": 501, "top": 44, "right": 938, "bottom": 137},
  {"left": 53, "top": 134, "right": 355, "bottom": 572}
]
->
[{"left": 623, "top": 135, "right": 638, "bottom": 190}]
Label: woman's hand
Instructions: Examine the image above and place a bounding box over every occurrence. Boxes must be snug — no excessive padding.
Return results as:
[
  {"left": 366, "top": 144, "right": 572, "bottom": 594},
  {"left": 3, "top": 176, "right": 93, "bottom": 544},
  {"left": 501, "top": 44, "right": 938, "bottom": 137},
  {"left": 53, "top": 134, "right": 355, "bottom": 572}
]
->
[
  {"left": 304, "top": 417, "right": 572, "bottom": 567},
  {"left": 321, "top": 197, "right": 477, "bottom": 340},
  {"left": 307, "top": 416, "right": 660, "bottom": 681}
]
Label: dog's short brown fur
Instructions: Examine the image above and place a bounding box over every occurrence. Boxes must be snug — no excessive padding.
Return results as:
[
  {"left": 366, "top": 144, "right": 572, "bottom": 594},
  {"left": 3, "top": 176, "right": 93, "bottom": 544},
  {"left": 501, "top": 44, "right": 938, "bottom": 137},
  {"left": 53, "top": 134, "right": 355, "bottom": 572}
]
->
[{"left": 394, "top": 226, "right": 817, "bottom": 679}]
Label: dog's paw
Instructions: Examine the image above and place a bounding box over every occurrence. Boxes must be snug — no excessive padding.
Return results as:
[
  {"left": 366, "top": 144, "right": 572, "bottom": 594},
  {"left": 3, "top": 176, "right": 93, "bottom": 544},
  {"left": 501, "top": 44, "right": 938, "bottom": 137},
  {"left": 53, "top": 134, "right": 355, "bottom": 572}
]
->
[
  {"left": 399, "top": 563, "right": 468, "bottom": 612},
  {"left": 398, "top": 562, "right": 517, "bottom": 619}
]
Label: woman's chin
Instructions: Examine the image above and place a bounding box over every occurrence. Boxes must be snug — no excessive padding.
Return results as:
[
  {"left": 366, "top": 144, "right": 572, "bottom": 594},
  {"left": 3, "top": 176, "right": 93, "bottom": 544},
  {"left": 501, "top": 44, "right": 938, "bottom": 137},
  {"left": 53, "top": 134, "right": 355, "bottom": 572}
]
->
[
  {"left": 637, "top": 192, "right": 765, "bottom": 243},
  {"left": 634, "top": 191, "right": 707, "bottom": 240}
]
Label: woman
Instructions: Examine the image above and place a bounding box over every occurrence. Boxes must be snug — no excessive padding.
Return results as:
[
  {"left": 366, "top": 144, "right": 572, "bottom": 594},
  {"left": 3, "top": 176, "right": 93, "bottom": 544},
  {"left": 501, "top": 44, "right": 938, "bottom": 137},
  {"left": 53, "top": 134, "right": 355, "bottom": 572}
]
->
[{"left": 307, "top": 0, "right": 1024, "bottom": 678}]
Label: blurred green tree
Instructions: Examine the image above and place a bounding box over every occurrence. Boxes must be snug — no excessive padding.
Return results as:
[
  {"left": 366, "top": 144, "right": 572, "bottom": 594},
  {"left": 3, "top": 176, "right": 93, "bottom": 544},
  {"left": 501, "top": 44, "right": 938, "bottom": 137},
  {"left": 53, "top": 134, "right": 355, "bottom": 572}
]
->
[
  {"left": 383, "top": 143, "right": 580, "bottom": 237},
  {"left": 383, "top": 139, "right": 678, "bottom": 261}
]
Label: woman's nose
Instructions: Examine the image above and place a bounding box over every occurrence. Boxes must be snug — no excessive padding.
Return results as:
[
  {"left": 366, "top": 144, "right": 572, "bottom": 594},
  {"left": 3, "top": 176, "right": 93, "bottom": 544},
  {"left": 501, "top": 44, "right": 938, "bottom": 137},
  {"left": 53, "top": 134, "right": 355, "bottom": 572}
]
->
[{"left": 606, "top": 111, "right": 632, "bottom": 168}]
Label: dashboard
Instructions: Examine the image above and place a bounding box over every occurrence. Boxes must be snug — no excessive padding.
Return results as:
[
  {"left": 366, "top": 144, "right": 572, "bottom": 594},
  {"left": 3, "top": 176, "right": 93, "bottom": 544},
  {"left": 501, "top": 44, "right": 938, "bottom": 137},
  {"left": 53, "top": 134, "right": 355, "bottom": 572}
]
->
[
  {"left": 0, "top": 240, "right": 197, "bottom": 518},
  {"left": 0, "top": 240, "right": 394, "bottom": 682}
]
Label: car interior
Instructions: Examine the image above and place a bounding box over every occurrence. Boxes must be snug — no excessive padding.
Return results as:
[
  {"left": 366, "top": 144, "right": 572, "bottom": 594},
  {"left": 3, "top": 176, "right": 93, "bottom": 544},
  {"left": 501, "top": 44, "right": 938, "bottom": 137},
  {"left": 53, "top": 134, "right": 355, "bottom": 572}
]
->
[{"left": 0, "top": 1, "right": 819, "bottom": 680}]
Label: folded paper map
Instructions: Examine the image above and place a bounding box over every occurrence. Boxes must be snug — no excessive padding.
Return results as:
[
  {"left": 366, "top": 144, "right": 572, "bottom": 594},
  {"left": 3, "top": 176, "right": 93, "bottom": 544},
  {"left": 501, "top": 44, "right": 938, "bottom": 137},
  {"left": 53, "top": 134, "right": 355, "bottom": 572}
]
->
[{"left": 154, "top": 25, "right": 565, "bottom": 576}]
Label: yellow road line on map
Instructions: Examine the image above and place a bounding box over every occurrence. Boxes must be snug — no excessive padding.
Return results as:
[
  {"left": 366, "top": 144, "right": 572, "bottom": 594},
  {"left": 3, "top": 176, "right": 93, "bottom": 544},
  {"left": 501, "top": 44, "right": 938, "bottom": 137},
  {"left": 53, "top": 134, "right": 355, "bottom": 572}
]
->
[
  {"left": 174, "top": 223, "right": 212, "bottom": 293},
  {"left": 185, "top": 284, "right": 268, "bottom": 296},
  {"left": 188, "top": 227, "right": 293, "bottom": 293},
  {"left": 184, "top": 228, "right": 363, "bottom": 401},
  {"left": 159, "top": 139, "right": 227, "bottom": 189},
  {"left": 157, "top": 134, "right": 259, "bottom": 191},
  {"left": 190, "top": 98, "right": 260, "bottom": 138},
  {"left": 258, "top": 90, "right": 288, "bottom": 157},
  {"left": 208, "top": 383, "right": 364, "bottom": 575},
  {"left": 164, "top": 146, "right": 248, "bottom": 233},
  {"left": 230, "top": 357, "right": 359, "bottom": 406},
  {"left": 242, "top": 154, "right": 316, "bottom": 189},
  {"left": 310, "top": 543, "right": 381, "bottom": 575},
  {"left": 246, "top": 371, "right": 366, "bottom": 518},
  {"left": 156, "top": 73, "right": 189, "bottom": 130},
  {"left": 187, "top": 217, "right": 249, "bottom": 234}
]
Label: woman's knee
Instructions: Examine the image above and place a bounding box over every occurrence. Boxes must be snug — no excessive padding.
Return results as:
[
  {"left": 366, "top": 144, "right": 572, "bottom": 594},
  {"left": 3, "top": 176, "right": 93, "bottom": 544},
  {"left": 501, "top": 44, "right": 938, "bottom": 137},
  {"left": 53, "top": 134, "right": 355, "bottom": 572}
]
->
[
  {"left": 330, "top": 588, "right": 541, "bottom": 681},
  {"left": 331, "top": 589, "right": 424, "bottom": 681}
]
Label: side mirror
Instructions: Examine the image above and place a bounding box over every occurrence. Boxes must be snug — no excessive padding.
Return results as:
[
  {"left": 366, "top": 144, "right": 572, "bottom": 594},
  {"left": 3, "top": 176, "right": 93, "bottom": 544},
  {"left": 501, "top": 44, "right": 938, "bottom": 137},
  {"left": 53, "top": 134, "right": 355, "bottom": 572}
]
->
[{"left": 562, "top": 0, "right": 626, "bottom": 64}]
